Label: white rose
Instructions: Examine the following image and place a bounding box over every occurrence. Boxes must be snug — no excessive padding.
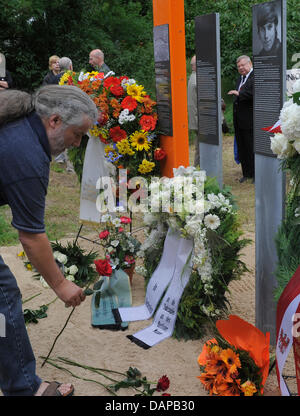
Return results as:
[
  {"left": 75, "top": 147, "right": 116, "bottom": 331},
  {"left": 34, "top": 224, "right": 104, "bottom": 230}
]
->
[
  {"left": 57, "top": 253, "right": 68, "bottom": 264},
  {"left": 270, "top": 133, "right": 296, "bottom": 159},
  {"left": 280, "top": 101, "right": 300, "bottom": 139},
  {"left": 111, "top": 240, "right": 119, "bottom": 247},
  {"left": 66, "top": 275, "right": 75, "bottom": 282},
  {"left": 68, "top": 265, "right": 78, "bottom": 275},
  {"left": 292, "top": 79, "right": 300, "bottom": 94}
]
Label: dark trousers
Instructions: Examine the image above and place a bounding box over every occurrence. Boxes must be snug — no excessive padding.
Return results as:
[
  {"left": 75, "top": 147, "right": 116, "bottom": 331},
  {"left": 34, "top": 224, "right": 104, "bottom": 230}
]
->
[
  {"left": 0, "top": 256, "right": 41, "bottom": 395},
  {"left": 235, "top": 127, "right": 254, "bottom": 178}
]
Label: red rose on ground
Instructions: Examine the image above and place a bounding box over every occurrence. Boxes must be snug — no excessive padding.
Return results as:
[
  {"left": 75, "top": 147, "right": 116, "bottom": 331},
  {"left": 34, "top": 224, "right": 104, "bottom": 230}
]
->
[
  {"left": 154, "top": 148, "right": 167, "bottom": 161},
  {"left": 94, "top": 259, "right": 112, "bottom": 276},
  {"left": 139, "top": 114, "right": 157, "bottom": 131},
  {"left": 156, "top": 375, "right": 170, "bottom": 392},
  {"left": 120, "top": 216, "right": 132, "bottom": 224},
  {"left": 121, "top": 96, "right": 137, "bottom": 111},
  {"left": 109, "top": 126, "right": 127, "bottom": 142},
  {"left": 99, "top": 230, "right": 110, "bottom": 239}
]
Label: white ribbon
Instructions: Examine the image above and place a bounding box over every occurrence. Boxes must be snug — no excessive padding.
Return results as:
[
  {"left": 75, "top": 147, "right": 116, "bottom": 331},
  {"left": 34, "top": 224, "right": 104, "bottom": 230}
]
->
[
  {"left": 113, "top": 228, "right": 182, "bottom": 323},
  {"left": 79, "top": 133, "right": 110, "bottom": 225},
  {"left": 127, "top": 236, "right": 194, "bottom": 348}
]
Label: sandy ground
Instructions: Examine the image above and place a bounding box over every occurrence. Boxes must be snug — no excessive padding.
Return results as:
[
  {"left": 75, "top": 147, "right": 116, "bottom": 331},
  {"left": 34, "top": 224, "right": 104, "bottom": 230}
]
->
[{"left": 1, "top": 229, "right": 296, "bottom": 397}]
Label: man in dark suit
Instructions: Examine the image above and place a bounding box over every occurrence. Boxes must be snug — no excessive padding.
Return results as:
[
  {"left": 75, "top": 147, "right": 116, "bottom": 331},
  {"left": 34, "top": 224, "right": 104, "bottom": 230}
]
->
[{"left": 228, "top": 55, "right": 254, "bottom": 183}]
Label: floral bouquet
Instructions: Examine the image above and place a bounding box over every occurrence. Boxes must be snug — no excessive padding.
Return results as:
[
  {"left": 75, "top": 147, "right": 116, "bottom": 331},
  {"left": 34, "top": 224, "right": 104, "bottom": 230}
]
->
[
  {"left": 137, "top": 166, "right": 250, "bottom": 340},
  {"left": 269, "top": 79, "right": 300, "bottom": 162},
  {"left": 198, "top": 315, "right": 270, "bottom": 396},
  {"left": 264, "top": 80, "right": 300, "bottom": 300},
  {"left": 59, "top": 70, "right": 165, "bottom": 182},
  {"left": 97, "top": 214, "right": 141, "bottom": 271}
]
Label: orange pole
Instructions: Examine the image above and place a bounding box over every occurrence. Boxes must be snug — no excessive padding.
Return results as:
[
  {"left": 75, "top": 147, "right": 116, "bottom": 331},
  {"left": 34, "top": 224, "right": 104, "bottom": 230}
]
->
[{"left": 153, "top": 0, "right": 189, "bottom": 177}]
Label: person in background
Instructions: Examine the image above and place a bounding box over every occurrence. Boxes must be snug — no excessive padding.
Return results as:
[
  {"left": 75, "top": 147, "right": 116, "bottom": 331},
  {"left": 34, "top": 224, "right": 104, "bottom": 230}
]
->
[
  {"left": 89, "top": 49, "right": 111, "bottom": 74},
  {"left": 42, "top": 55, "right": 60, "bottom": 85},
  {"left": 228, "top": 55, "right": 254, "bottom": 184},
  {"left": 0, "top": 54, "right": 13, "bottom": 90},
  {"left": 0, "top": 85, "right": 98, "bottom": 396},
  {"left": 52, "top": 57, "right": 76, "bottom": 171},
  {"left": 54, "top": 56, "right": 73, "bottom": 84}
]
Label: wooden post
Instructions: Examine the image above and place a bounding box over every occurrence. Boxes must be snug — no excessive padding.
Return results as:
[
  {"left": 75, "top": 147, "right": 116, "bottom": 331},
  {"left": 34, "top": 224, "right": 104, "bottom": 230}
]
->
[{"left": 152, "top": 0, "right": 189, "bottom": 177}]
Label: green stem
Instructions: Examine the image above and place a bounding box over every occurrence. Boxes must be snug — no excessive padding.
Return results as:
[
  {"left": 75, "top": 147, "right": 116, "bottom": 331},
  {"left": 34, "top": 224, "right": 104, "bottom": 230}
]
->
[
  {"left": 41, "top": 307, "right": 75, "bottom": 368},
  {"left": 41, "top": 278, "right": 96, "bottom": 368},
  {"left": 57, "top": 356, "right": 125, "bottom": 381},
  {"left": 22, "top": 292, "right": 41, "bottom": 304},
  {"left": 40, "top": 357, "right": 117, "bottom": 396}
]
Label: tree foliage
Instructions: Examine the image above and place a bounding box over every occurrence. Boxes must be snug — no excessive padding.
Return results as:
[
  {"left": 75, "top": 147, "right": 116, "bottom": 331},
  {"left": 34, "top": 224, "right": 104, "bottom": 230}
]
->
[{"left": 0, "top": 0, "right": 299, "bottom": 92}]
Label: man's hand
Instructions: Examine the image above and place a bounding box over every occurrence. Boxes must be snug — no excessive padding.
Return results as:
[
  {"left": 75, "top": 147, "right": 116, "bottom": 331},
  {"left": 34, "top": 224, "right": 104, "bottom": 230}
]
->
[
  {"left": 0, "top": 80, "right": 9, "bottom": 89},
  {"left": 52, "top": 279, "right": 86, "bottom": 308},
  {"left": 19, "top": 231, "right": 86, "bottom": 308},
  {"left": 228, "top": 89, "right": 239, "bottom": 96}
]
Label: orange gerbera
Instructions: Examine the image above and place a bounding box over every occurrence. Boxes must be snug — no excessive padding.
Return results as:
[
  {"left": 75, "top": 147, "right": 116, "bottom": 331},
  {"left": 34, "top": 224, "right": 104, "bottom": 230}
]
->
[
  {"left": 216, "top": 380, "right": 241, "bottom": 396},
  {"left": 198, "top": 373, "right": 215, "bottom": 395},
  {"left": 220, "top": 348, "right": 241, "bottom": 374},
  {"left": 92, "top": 79, "right": 102, "bottom": 90},
  {"left": 141, "top": 95, "right": 156, "bottom": 113}
]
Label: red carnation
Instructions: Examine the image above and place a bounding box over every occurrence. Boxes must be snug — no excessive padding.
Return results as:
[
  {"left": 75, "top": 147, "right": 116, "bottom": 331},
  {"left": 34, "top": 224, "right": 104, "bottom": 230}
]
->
[
  {"left": 156, "top": 375, "right": 170, "bottom": 392},
  {"left": 139, "top": 114, "right": 157, "bottom": 131},
  {"left": 110, "top": 85, "right": 125, "bottom": 97},
  {"left": 94, "top": 259, "right": 112, "bottom": 276},
  {"left": 94, "top": 72, "right": 105, "bottom": 80},
  {"left": 99, "top": 230, "right": 110, "bottom": 239},
  {"left": 103, "top": 76, "right": 121, "bottom": 89},
  {"left": 109, "top": 126, "right": 127, "bottom": 142},
  {"left": 154, "top": 148, "right": 167, "bottom": 161},
  {"left": 120, "top": 216, "right": 132, "bottom": 224},
  {"left": 67, "top": 76, "right": 74, "bottom": 85},
  {"left": 121, "top": 96, "right": 137, "bottom": 111}
]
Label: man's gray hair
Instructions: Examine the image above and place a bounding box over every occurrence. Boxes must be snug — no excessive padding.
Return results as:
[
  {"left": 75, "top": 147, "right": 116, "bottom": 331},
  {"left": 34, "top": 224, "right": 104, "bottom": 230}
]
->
[
  {"left": 236, "top": 55, "right": 251, "bottom": 64},
  {"left": 0, "top": 85, "right": 98, "bottom": 127},
  {"left": 59, "top": 57, "right": 72, "bottom": 71}
]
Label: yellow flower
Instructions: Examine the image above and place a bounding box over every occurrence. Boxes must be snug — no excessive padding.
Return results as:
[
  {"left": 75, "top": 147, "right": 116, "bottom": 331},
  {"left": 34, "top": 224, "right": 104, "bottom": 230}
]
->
[
  {"left": 59, "top": 71, "right": 71, "bottom": 85},
  {"left": 138, "top": 159, "right": 155, "bottom": 174},
  {"left": 105, "top": 145, "right": 114, "bottom": 155},
  {"left": 116, "top": 139, "right": 135, "bottom": 156},
  {"left": 240, "top": 380, "right": 257, "bottom": 396},
  {"left": 18, "top": 251, "right": 25, "bottom": 257},
  {"left": 126, "top": 83, "right": 146, "bottom": 103},
  {"left": 26, "top": 263, "right": 33, "bottom": 271},
  {"left": 130, "top": 131, "right": 151, "bottom": 151},
  {"left": 89, "top": 125, "right": 102, "bottom": 137}
]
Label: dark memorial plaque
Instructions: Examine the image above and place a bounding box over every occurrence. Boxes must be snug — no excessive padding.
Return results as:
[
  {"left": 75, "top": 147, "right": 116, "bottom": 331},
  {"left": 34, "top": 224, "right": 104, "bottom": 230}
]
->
[
  {"left": 153, "top": 24, "right": 173, "bottom": 136},
  {"left": 253, "top": 0, "right": 285, "bottom": 157},
  {"left": 253, "top": 0, "right": 286, "bottom": 344},
  {"left": 195, "top": 14, "right": 221, "bottom": 146}
]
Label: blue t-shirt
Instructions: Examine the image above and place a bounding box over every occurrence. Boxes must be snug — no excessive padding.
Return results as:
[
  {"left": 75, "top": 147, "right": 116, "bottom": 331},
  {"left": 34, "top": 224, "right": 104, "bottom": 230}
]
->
[{"left": 0, "top": 112, "right": 51, "bottom": 233}]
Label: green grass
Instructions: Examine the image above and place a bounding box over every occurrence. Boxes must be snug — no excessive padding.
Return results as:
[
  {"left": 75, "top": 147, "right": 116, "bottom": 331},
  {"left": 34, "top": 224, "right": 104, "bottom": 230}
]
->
[{"left": 0, "top": 206, "right": 18, "bottom": 245}]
